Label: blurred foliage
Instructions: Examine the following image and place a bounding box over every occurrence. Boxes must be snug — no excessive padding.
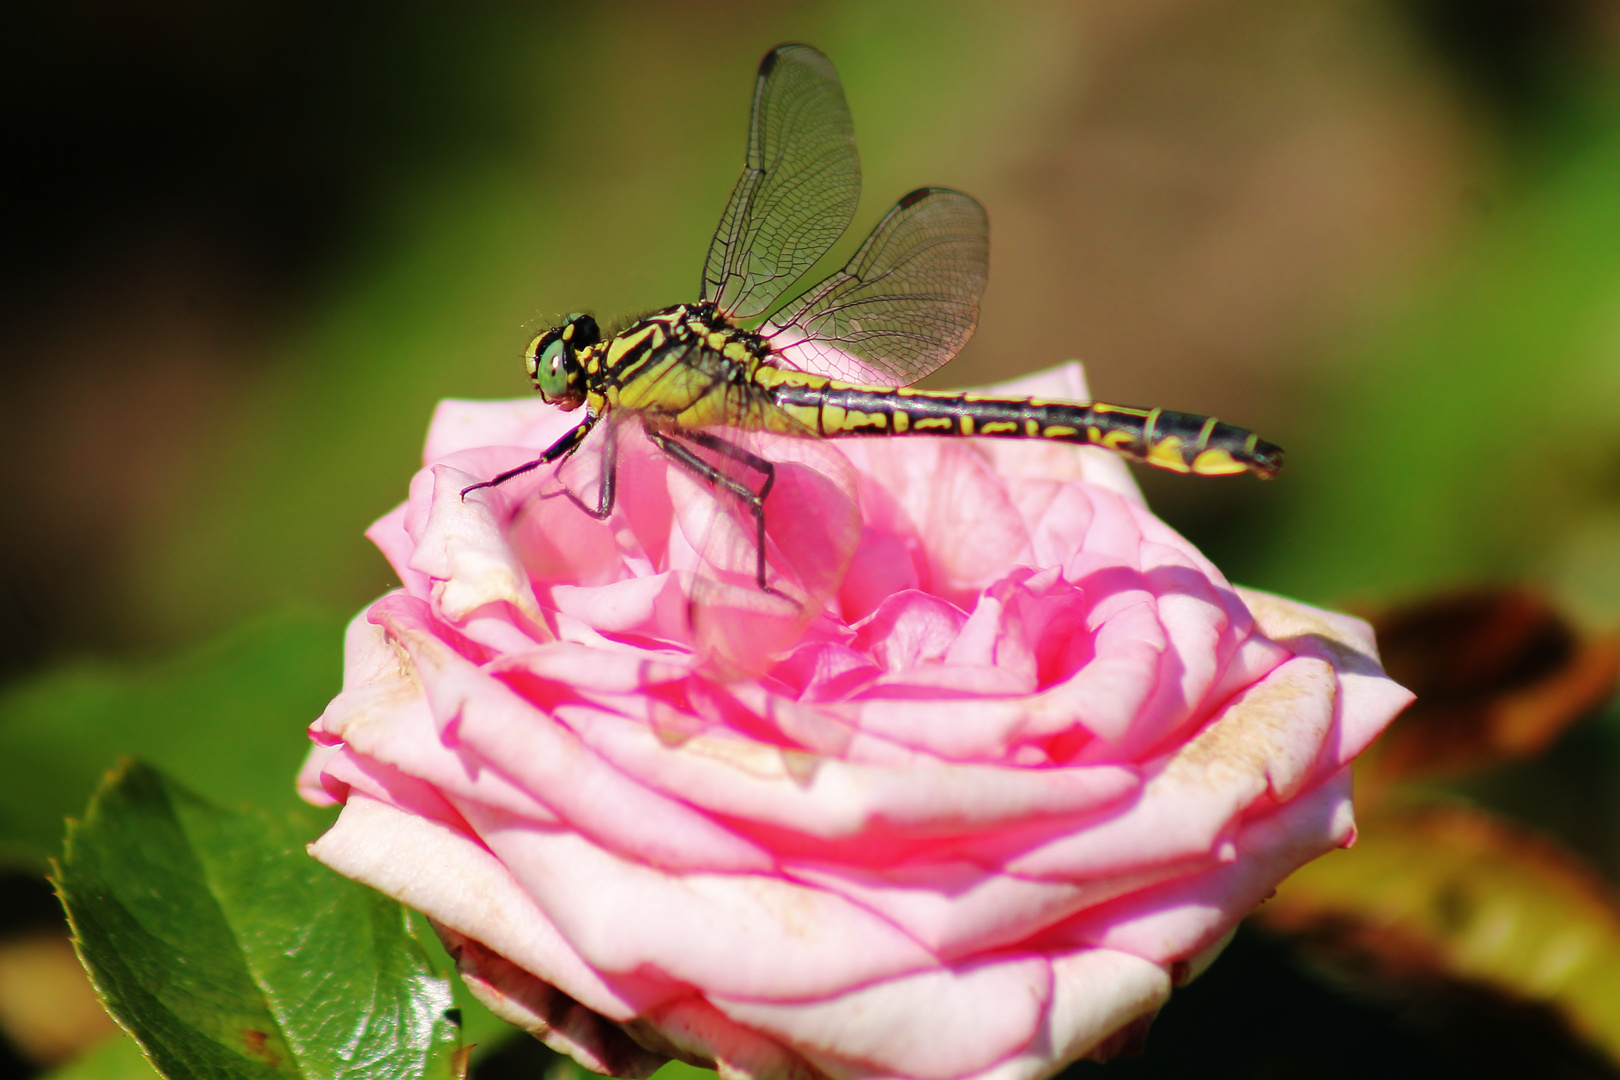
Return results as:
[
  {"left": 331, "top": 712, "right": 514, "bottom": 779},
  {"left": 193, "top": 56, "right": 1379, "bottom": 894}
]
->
[
  {"left": 1357, "top": 587, "right": 1620, "bottom": 788},
  {"left": 0, "top": 0, "right": 555, "bottom": 304},
  {"left": 1405, "top": 0, "right": 1606, "bottom": 132},
  {"left": 1259, "top": 804, "right": 1620, "bottom": 1066},
  {"left": 1071, "top": 923, "right": 1620, "bottom": 1080},
  {"left": 36, "top": 1036, "right": 157, "bottom": 1080},
  {"left": 0, "top": 610, "right": 341, "bottom": 871},
  {"left": 1246, "top": 97, "right": 1620, "bottom": 611}
]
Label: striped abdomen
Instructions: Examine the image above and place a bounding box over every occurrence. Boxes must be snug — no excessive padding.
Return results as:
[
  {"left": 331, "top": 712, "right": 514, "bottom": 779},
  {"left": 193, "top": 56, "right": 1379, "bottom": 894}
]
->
[{"left": 762, "top": 374, "right": 1283, "bottom": 478}]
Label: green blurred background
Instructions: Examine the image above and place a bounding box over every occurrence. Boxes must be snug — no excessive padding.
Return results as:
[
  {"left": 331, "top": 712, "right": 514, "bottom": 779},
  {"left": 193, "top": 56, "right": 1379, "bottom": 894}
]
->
[
  {"left": 9, "top": 0, "right": 1620, "bottom": 672},
  {"left": 5, "top": 0, "right": 1620, "bottom": 1076}
]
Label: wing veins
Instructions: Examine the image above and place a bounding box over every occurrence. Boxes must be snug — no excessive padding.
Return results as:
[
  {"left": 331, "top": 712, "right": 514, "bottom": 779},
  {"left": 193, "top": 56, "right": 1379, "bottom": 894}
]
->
[
  {"left": 759, "top": 187, "right": 989, "bottom": 386},
  {"left": 701, "top": 45, "right": 860, "bottom": 322}
]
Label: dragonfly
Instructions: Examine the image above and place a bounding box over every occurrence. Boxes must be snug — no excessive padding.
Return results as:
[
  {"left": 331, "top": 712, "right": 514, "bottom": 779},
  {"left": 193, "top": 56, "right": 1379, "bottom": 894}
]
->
[{"left": 465, "top": 43, "right": 1282, "bottom": 604}]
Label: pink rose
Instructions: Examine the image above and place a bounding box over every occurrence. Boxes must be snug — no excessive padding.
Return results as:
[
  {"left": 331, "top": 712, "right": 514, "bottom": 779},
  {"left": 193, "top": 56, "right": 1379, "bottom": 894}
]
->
[{"left": 299, "top": 362, "right": 1411, "bottom": 1080}]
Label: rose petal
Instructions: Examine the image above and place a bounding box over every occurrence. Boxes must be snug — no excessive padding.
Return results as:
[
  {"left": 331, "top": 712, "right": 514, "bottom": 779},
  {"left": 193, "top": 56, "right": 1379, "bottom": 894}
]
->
[
  {"left": 635, "top": 996, "right": 820, "bottom": 1080},
  {"left": 1041, "top": 768, "right": 1357, "bottom": 963},
  {"left": 439, "top": 924, "right": 667, "bottom": 1078},
  {"left": 309, "top": 794, "right": 666, "bottom": 1021},
  {"left": 1001, "top": 654, "right": 1340, "bottom": 879},
  {"left": 464, "top": 804, "right": 940, "bottom": 1000},
  {"left": 968, "top": 949, "right": 1169, "bottom": 1080},
  {"left": 560, "top": 704, "right": 1140, "bottom": 839},
  {"left": 423, "top": 397, "right": 577, "bottom": 463},
  {"left": 366, "top": 501, "right": 434, "bottom": 600},
  {"left": 369, "top": 593, "right": 777, "bottom": 871},
  {"left": 711, "top": 954, "right": 1052, "bottom": 1080},
  {"left": 296, "top": 742, "right": 341, "bottom": 806},
  {"left": 1235, "top": 587, "right": 1416, "bottom": 770},
  {"left": 782, "top": 858, "right": 1197, "bottom": 958},
  {"left": 842, "top": 440, "right": 1032, "bottom": 602},
  {"left": 412, "top": 463, "right": 550, "bottom": 628}
]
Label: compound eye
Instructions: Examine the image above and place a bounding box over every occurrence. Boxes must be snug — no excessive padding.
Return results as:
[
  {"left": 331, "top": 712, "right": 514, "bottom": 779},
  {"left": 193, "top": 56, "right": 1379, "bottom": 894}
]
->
[{"left": 535, "top": 337, "right": 572, "bottom": 400}]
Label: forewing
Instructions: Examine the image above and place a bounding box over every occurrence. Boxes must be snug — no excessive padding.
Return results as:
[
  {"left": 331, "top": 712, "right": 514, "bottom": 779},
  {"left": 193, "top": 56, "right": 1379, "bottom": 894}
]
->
[
  {"left": 760, "top": 187, "right": 989, "bottom": 387},
  {"left": 701, "top": 44, "right": 861, "bottom": 321}
]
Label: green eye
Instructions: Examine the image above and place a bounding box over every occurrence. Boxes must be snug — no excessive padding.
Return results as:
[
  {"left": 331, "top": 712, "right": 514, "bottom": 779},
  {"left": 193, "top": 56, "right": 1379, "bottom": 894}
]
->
[{"left": 535, "top": 338, "right": 572, "bottom": 399}]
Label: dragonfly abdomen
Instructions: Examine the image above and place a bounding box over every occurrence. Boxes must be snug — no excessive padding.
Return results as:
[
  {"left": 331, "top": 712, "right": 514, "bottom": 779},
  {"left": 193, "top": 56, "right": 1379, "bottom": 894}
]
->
[{"left": 766, "top": 376, "right": 1282, "bottom": 478}]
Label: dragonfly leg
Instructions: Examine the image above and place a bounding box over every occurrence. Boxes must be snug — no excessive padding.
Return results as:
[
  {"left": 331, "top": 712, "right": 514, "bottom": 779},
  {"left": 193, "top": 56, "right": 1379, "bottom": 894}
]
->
[
  {"left": 678, "top": 428, "right": 777, "bottom": 500},
  {"left": 542, "top": 417, "right": 619, "bottom": 519},
  {"left": 649, "top": 431, "right": 777, "bottom": 595},
  {"left": 460, "top": 414, "right": 599, "bottom": 500}
]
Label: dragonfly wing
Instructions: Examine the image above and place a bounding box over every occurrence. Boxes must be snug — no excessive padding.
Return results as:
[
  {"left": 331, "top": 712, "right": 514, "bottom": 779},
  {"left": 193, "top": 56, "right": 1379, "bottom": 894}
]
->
[
  {"left": 701, "top": 44, "right": 861, "bottom": 322},
  {"left": 760, "top": 187, "right": 989, "bottom": 387}
]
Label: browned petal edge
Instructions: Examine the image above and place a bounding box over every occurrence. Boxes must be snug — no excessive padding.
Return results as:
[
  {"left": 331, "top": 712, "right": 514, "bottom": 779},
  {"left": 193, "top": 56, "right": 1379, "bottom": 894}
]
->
[
  {"left": 1076, "top": 934, "right": 1231, "bottom": 1065},
  {"left": 1082, "top": 1011, "right": 1157, "bottom": 1064},
  {"left": 1359, "top": 586, "right": 1620, "bottom": 787},
  {"left": 435, "top": 922, "right": 840, "bottom": 1080},
  {"left": 1172, "top": 928, "right": 1239, "bottom": 989},
  {"left": 621, "top": 1002, "right": 827, "bottom": 1080},
  {"left": 432, "top": 921, "right": 1166, "bottom": 1080},
  {"left": 431, "top": 921, "right": 669, "bottom": 1078}
]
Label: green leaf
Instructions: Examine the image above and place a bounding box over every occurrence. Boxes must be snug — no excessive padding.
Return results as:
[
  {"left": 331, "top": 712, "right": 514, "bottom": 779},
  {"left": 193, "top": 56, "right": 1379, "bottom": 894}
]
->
[
  {"left": 54, "top": 761, "right": 462, "bottom": 1080},
  {"left": 652, "top": 1063, "right": 718, "bottom": 1080},
  {"left": 0, "top": 609, "right": 344, "bottom": 867}
]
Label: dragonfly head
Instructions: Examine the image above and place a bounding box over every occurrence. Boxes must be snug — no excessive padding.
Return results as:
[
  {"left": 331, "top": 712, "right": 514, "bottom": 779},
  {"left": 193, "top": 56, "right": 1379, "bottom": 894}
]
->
[{"left": 525, "top": 313, "right": 600, "bottom": 410}]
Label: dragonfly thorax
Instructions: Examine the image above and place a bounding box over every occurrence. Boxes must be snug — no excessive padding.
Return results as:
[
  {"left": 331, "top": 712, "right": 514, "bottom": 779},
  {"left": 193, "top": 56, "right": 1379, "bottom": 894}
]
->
[{"left": 580, "top": 302, "right": 773, "bottom": 405}]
